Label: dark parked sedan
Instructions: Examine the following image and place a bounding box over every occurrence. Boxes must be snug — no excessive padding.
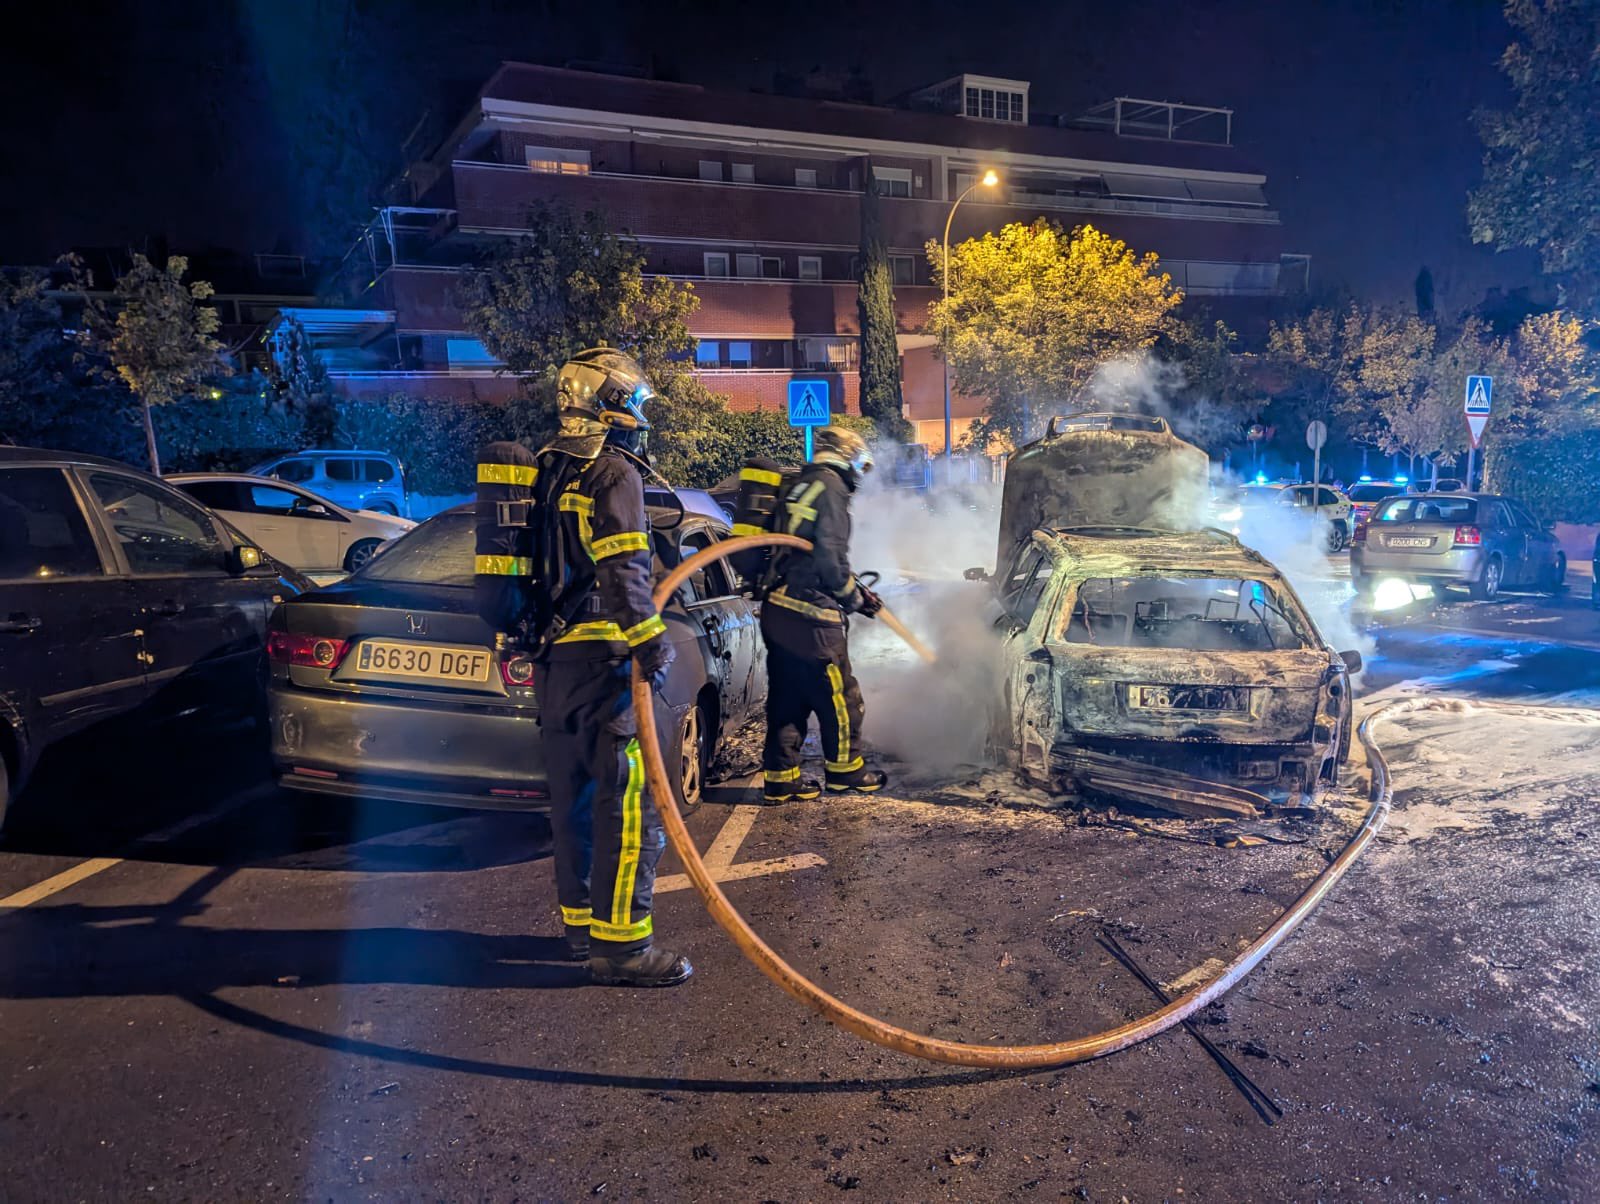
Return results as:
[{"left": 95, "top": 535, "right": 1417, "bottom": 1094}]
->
[
  {"left": 267, "top": 505, "right": 765, "bottom": 810},
  {"left": 0, "top": 446, "right": 309, "bottom": 827}
]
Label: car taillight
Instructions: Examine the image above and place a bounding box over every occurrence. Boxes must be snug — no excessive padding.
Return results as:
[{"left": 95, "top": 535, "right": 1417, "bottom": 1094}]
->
[
  {"left": 1351, "top": 522, "right": 1367, "bottom": 543},
  {"left": 1453, "top": 525, "right": 1482, "bottom": 546},
  {"left": 500, "top": 653, "right": 535, "bottom": 687},
  {"left": 268, "top": 631, "right": 350, "bottom": 669}
]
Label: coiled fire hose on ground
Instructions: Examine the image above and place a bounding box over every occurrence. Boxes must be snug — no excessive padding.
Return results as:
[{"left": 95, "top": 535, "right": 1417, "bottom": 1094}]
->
[{"left": 631, "top": 533, "right": 1406, "bottom": 1068}]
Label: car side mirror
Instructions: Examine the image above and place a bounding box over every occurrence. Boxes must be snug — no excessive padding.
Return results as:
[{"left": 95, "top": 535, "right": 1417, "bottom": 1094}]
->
[
  {"left": 228, "top": 545, "right": 264, "bottom": 574},
  {"left": 963, "top": 566, "right": 989, "bottom": 582},
  {"left": 297, "top": 502, "right": 331, "bottom": 517},
  {"left": 1339, "top": 649, "right": 1363, "bottom": 673}
]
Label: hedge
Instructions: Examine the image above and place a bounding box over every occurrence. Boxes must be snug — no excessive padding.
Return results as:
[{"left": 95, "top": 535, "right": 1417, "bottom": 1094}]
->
[{"left": 1490, "top": 430, "right": 1600, "bottom": 524}]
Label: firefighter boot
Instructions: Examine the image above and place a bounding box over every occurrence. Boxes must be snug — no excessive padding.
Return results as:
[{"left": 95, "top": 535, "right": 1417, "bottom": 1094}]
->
[
  {"left": 763, "top": 775, "right": 822, "bottom": 802},
  {"left": 589, "top": 945, "right": 695, "bottom": 988},
  {"left": 825, "top": 765, "right": 888, "bottom": 794}
]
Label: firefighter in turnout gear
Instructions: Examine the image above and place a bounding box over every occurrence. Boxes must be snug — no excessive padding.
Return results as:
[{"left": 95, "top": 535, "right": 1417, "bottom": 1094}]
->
[
  {"left": 760, "top": 425, "right": 889, "bottom": 801},
  {"left": 477, "top": 347, "right": 690, "bottom": 987}
]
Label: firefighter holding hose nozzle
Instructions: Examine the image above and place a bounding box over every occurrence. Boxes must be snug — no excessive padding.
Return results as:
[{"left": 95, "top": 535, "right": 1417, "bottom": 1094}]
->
[
  {"left": 749, "top": 425, "right": 888, "bottom": 802},
  {"left": 474, "top": 348, "right": 690, "bottom": 988}
]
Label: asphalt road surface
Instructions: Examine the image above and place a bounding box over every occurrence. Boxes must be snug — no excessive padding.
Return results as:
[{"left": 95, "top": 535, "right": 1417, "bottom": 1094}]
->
[{"left": 2, "top": 566, "right": 1597, "bottom": 1200}]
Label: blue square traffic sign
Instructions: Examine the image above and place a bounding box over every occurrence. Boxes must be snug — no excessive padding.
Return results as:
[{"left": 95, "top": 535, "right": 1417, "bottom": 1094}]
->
[{"left": 787, "top": 380, "right": 830, "bottom": 426}]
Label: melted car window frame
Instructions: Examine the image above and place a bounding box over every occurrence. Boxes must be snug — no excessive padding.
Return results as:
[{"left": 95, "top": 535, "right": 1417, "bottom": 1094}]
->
[{"left": 1054, "top": 573, "right": 1311, "bottom": 651}]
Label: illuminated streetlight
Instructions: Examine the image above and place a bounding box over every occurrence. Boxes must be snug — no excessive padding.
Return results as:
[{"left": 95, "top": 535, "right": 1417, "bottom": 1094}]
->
[{"left": 941, "top": 169, "right": 1000, "bottom": 473}]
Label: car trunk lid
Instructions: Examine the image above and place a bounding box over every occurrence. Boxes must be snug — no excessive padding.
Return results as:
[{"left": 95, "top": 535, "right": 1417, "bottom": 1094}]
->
[
  {"left": 275, "top": 582, "right": 513, "bottom": 701},
  {"left": 1052, "top": 646, "right": 1328, "bottom": 744}
]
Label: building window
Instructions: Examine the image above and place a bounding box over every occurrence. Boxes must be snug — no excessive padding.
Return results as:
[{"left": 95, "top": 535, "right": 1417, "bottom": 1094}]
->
[
  {"left": 699, "top": 160, "right": 723, "bottom": 182},
  {"left": 794, "top": 167, "right": 818, "bottom": 189},
  {"left": 735, "top": 253, "right": 760, "bottom": 278},
  {"left": 696, "top": 341, "right": 720, "bottom": 366},
  {"left": 962, "top": 87, "right": 1024, "bottom": 122},
  {"left": 703, "top": 252, "right": 730, "bottom": 277},
  {"left": 525, "top": 146, "right": 592, "bottom": 174},
  {"left": 965, "top": 87, "right": 979, "bottom": 117},
  {"left": 1010, "top": 92, "right": 1025, "bottom": 122},
  {"left": 980, "top": 89, "right": 994, "bottom": 119},
  {"left": 890, "top": 256, "right": 915, "bottom": 286},
  {"left": 761, "top": 257, "right": 782, "bottom": 278},
  {"left": 873, "top": 167, "right": 912, "bottom": 197},
  {"left": 727, "top": 341, "right": 752, "bottom": 367},
  {"left": 731, "top": 162, "right": 755, "bottom": 184},
  {"left": 797, "top": 337, "right": 858, "bottom": 371},
  {"left": 798, "top": 255, "right": 822, "bottom": 280}
]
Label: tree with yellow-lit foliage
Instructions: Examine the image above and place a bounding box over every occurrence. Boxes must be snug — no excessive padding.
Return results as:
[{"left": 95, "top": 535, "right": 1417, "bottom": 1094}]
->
[{"left": 926, "top": 220, "right": 1183, "bottom": 451}]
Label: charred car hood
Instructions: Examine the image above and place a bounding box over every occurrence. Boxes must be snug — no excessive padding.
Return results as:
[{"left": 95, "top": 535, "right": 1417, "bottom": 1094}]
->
[{"left": 1050, "top": 645, "right": 1331, "bottom": 744}]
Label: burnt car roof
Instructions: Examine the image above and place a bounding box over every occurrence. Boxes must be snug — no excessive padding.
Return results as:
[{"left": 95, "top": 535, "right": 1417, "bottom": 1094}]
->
[{"left": 1043, "top": 525, "right": 1279, "bottom": 579}]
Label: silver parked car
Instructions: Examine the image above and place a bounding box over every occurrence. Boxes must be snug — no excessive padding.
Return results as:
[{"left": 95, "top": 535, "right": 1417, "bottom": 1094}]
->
[
  {"left": 266, "top": 505, "right": 765, "bottom": 811},
  {"left": 1350, "top": 492, "right": 1565, "bottom": 600},
  {"left": 170, "top": 474, "right": 414, "bottom": 573}
]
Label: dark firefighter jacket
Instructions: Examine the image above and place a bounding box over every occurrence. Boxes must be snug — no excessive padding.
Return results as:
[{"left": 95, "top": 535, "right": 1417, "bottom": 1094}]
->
[
  {"left": 547, "top": 446, "right": 667, "bottom": 658},
  {"left": 767, "top": 462, "right": 862, "bottom": 624}
]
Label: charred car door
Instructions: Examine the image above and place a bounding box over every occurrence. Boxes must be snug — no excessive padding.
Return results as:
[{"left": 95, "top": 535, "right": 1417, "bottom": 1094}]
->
[
  {"left": 676, "top": 523, "right": 760, "bottom": 732},
  {"left": 993, "top": 541, "right": 1063, "bottom": 780}
]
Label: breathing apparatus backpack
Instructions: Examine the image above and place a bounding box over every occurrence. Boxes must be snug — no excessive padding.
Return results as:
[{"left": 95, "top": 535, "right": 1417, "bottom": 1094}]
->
[
  {"left": 728, "top": 456, "right": 799, "bottom": 597},
  {"left": 473, "top": 440, "right": 592, "bottom": 652}
]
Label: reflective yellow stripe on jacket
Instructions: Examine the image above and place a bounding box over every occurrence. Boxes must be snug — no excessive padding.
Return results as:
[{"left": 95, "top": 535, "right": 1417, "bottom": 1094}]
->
[
  {"left": 591, "top": 531, "right": 650, "bottom": 560},
  {"left": 475, "top": 554, "right": 533, "bottom": 576},
  {"left": 765, "top": 586, "right": 843, "bottom": 624},
  {"left": 477, "top": 462, "right": 539, "bottom": 486},
  {"left": 739, "top": 467, "right": 782, "bottom": 486}
]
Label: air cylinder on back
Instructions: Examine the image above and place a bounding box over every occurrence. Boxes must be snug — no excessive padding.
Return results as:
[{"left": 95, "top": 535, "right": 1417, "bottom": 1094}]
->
[
  {"left": 473, "top": 440, "right": 541, "bottom": 635},
  {"left": 728, "top": 456, "right": 789, "bottom": 590}
]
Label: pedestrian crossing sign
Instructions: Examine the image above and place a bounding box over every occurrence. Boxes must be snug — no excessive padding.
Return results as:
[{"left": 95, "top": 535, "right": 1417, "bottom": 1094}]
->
[{"left": 787, "top": 380, "right": 830, "bottom": 426}]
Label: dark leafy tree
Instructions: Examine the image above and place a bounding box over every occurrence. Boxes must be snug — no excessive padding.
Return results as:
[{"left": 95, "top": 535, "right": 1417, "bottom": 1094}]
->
[
  {"left": 856, "top": 164, "right": 909, "bottom": 440},
  {"left": 79, "top": 254, "right": 224, "bottom": 474},
  {"left": 1470, "top": 0, "right": 1600, "bottom": 305},
  {"left": 458, "top": 204, "right": 737, "bottom": 484}
]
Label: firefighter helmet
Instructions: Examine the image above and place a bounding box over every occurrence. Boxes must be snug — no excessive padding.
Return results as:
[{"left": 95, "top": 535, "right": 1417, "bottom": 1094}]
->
[
  {"left": 812, "top": 425, "right": 874, "bottom": 484},
  {"left": 557, "top": 347, "right": 656, "bottom": 431}
]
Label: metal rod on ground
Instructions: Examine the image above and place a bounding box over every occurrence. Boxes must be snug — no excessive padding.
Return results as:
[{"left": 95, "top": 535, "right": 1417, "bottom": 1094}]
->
[
  {"left": 629, "top": 532, "right": 1404, "bottom": 1069},
  {"left": 875, "top": 603, "right": 937, "bottom": 664},
  {"left": 1097, "top": 932, "right": 1282, "bottom": 1126}
]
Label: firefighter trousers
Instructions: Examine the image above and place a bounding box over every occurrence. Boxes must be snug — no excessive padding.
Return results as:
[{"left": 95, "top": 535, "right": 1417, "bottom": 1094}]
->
[
  {"left": 760, "top": 607, "right": 866, "bottom": 784},
  {"left": 536, "top": 654, "right": 666, "bottom": 954}
]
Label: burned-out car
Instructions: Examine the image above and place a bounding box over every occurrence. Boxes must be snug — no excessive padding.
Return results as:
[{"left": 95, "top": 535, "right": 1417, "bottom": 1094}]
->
[{"left": 985, "top": 526, "right": 1360, "bottom": 815}]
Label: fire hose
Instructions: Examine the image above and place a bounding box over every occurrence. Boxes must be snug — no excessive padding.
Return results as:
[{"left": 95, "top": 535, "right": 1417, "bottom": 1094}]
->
[{"left": 631, "top": 532, "right": 1407, "bottom": 1068}]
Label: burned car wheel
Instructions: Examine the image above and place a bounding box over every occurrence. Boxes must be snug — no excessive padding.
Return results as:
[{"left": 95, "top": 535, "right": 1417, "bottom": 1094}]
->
[{"left": 673, "top": 700, "right": 710, "bottom": 809}]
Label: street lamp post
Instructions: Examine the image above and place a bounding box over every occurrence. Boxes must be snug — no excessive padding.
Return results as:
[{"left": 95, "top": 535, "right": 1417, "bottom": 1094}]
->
[{"left": 941, "top": 169, "right": 999, "bottom": 482}]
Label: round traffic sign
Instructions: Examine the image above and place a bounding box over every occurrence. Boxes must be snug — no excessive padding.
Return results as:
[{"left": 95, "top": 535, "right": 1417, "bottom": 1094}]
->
[{"left": 1306, "top": 420, "right": 1328, "bottom": 451}]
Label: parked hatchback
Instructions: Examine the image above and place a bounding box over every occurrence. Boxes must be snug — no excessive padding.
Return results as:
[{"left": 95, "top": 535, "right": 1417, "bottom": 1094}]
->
[
  {"left": 169, "top": 473, "right": 413, "bottom": 573},
  {"left": 1351, "top": 492, "right": 1564, "bottom": 600},
  {"left": 250, "top": 450, "right": 408, "bottom": 516},
  {"left": 0, "top": 447, "right": 310, "bottom": 827}
]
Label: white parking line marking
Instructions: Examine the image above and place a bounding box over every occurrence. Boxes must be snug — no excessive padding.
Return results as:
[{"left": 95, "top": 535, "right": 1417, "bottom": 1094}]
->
[
  {"left": 655, "top": 853, "right": 828, "bottom": 894},
  {"left": 655, "top": 800, "right": 827, "bottom": 893},
  {"left": 703, "top": 804, "right": 762, "bottom": 870},
  {"left": 0, "top": 786, "right": 268, "bottom": 913}
]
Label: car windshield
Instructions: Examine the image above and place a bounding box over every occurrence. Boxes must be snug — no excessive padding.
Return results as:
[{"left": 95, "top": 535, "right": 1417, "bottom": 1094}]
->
[
  {"left": 1348, "top": 484, "right": 1399, "bottom": 503},
  {"left": 1062, "top": 576, "right": 1309, "bottom": 651},
  {"left": 357, "top": 512, "right": 475, "bottom": 586},
  {"left": 1053, "top": 413, "right": 1166, "bottom": 433},
  {"left": 1373, "top": 497, "right": 1478, "bottom": 524}
]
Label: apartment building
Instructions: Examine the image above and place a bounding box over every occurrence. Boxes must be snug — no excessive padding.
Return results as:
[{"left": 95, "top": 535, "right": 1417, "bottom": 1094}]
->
[{"left": 302, "top": 64, "right": 1303, "bottom": 450}]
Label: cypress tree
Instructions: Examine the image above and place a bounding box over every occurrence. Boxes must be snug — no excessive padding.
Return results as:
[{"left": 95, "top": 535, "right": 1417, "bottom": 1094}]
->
[{"left": 856, "top": 162, "right": 911, "bottom": 440}]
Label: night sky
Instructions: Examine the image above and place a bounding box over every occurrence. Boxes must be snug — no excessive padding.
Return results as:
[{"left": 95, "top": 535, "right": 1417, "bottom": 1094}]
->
[{"left": 0, "top": 0, "right": 1538, "bottom": 309}]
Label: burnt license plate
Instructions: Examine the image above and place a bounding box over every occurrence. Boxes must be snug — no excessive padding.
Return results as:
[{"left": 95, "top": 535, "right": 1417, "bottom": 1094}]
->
[{"left": 1130, "top": 684, "right": 1248, "bottom": 712}]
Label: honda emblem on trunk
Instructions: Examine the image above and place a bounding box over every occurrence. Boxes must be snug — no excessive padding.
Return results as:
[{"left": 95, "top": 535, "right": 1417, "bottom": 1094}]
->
[{"left": 406, "top": 613, "right": 428, "bottom": 636}]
